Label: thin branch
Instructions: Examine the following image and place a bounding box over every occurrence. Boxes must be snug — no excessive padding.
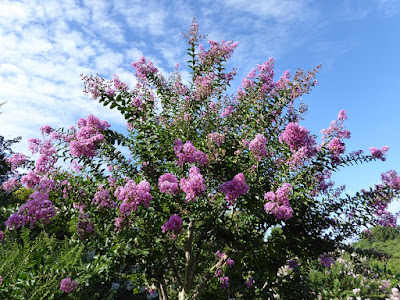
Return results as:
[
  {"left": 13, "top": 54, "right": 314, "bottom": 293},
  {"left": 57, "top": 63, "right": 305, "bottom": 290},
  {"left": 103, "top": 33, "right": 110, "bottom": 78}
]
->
[{"left": 191, "top": 254, "right": 229, "bottom": 300}]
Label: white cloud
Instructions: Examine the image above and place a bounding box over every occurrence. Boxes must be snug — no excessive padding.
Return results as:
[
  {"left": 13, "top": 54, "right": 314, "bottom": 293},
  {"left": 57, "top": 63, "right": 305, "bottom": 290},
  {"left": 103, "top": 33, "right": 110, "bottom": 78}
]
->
[{"left": 223, "top": 0, "right": 312, "bottom": 22}]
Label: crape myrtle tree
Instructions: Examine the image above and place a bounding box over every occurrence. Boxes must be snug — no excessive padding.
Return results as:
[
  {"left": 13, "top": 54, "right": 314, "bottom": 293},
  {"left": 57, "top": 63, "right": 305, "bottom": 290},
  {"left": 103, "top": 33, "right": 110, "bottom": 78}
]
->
[{"left": 2, "top": 21, "right": 400, "bottom": 299}]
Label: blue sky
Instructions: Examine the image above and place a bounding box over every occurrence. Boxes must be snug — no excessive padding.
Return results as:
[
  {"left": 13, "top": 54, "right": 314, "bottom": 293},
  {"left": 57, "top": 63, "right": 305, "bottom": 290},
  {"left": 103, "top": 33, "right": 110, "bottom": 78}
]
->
[{"left": 0, "top": 0, "right": 399, "bottom": 213}]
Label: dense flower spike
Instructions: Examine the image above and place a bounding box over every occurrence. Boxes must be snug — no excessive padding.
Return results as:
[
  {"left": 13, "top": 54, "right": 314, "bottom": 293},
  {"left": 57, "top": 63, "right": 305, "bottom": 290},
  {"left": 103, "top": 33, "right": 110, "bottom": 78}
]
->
[
  {"left": 220, "top": 173, "right": 250, "bottom": 204},
  {"left": 2, "top": 178, "right": 19, "bottom": 192},
  {"left": 161, "top": 214, "right": 182, "bottom": 238},
  {"left": 264, "top": 183, "right": 294, "bottom": 220},
  {"left": 174, "top": 139, "right": 208, "bottom": 166},
  {"left": 370, "top": 146, "right": 389, "bottom": 161},
  {"left": 249, "top": 133, "right": 268, "bottom": 161},
  {"left": 69, "top": 114, "right": 110, "bottom": 158},
  {"left": 158, "top": 173, "right": 180, "bottom": 195},
  {"left": 60, "top": 277, "right": 79, "bottom": 293},
  {"left": 115, "top": 179, "right": 152, "bottom": 216},
  {"left": 279, "top": 123, "right": 316, "bottom": 156},
  {"left": 6, "top": 153, "right": 27, "bottom": 170},
  {"left": 92, "top": 185, "right": 117, "bottom": 208},
  {"left": 5, "top": 191, "right": 56, "bottom": 229},
  {"left": 180, "top": 166, "right": 206, "bottom": 202}
]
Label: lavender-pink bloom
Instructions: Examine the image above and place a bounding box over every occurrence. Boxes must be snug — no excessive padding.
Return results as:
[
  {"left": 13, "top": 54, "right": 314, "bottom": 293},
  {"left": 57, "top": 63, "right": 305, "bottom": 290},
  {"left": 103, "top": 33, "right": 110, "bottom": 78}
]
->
[
  {"left": 60, "top": 277, "right": 78, "bottom": 293},
  {"left": 328, "top": 138, "right": 346, "bottom": 158},
  {"left": 220, "top": 173, "right": 250, "bottom": 204},
  {"left": 161, "top": 214, "right": 182, "bottom": 235},
  {"left": 93, "top": 185, "right": 117, "bottom": 208},
  {"left": 219, "top": 276, "right": 229, "bottom": 288},
  {"left": 159, "top": 173, "right": 180, "bottom": 195},
  {"left": 2, "top": 178, "right": 19, "bottom": 193},
  {"left": 249, "top": 133, "right": 268, "bottom": 161},
  {"left": 279, "top": 123, "right": 316, "bottom": 155},
  {"left": 370, "top": 146, "right": 389, "bottom": 161},
  {"left": 174, "top": 139, "right": 208, "bottom": 166},
  {"left": 6, "top": 153, "right": 27, "bottom": 170},
  {"left": 180, "top": 166, "right": 206, "bottom": 202}
]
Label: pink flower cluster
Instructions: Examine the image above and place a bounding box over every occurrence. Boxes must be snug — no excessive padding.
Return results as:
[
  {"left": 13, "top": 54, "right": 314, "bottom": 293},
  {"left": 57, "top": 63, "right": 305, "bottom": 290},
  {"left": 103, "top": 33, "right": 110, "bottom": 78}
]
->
[
  {"left": 112, "top": 74, "right": 129, "bottom": 91},
  {"left": 115, "top": 180, "right": 152, "bottom": 216},
  {"left": 220, "top": 173, "right": 250, "bottom": 204},
  {"left": 257, "top": 58, "right": 275, "bottom": 93},
  {"left": 92, "top": 185, "right": 117, "bottom": 208},
  {"left": 321, "top": 110, "right": 351, "bottom": 141},
  {"left": 207, "top": 132, "right": 225, "bottom": 147},
  {"left": 180, "top": 166, "right": 206, "bottom": 202},
  {"left": 40, "top": 125, "right": 53, "bottom": 135},
  {"left": 381, "top": 170, "right": 400, "bottom": 190},
  {"left": 0, "top": 231, "right": 4, "bottom": 242},
  {"left": 264, "top": 183, "right": 294, "bottom": 221},
  {"left": 27, "top": 139, "right": 57, "bottom": 174},
  {"left": 370, "top": 146, "right": 389, "bottom": 161},
  {"left": 21, "top": 170, "right": 40, "bottom": 189},
  {"left": 69, "top": 114, "right": 110, "bottom": 158},
  {"left": 161, "top": 214, "right": 182, "bottom": 237},
  {"left": 198, "top": 39, "right": 238, "bottom": 67},
  {"left": 328, "top": 137, "right": 346, "bottom": 159},
  {"left": 2, "top": 178, "right": 19, "bottom": 193},
  {"left": 219, "top": 276, "right": 229, "bottom": 288},
  {"left": 279, "top": 123, "right": 316, "bottom": 155},
  {"left": 158, "top": 173, "right": 180, "bottom": 195},
  {"left": 132, "top": 56, "right": 159, "bottom": 81},
  {"left": 319, "top": 252, "right": 335, "bottom": 268},
  {"left": 220, "top": 105, "right": 234, "bottom": 117},
  {"left": 174, "top": 139, "right": 208, "bottom": 167},
  {"left": 249, "top": 133, "right": 268, "bottom": 161},
  {"left": 194, "top": 72, "right": 215, "bottom": 99},
  {"left": 6, "top": 153, "right": 27, "bottom": 170},
  {"left": 5, "top": 192, "right": 55, "bottom": 229},
  {"left": 60, "top": 277, "right": 78, "bottom": 293}
]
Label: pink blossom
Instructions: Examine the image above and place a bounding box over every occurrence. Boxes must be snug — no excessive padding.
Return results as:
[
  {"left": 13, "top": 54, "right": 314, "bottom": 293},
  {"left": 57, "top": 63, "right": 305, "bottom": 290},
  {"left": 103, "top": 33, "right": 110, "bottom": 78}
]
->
[
  {"left": 219, "top": 276, "right": 229, "bottom": 288},
  {"left": 264, "top": 183, "right": 294, "bottom": 220},
  {"left": 60, "top": 277, "right": 78, "bottom": 293},
  {"left": 328, "top": 138, "right": 346, "bottom": 158},
  {"left": 207, "top": 132, "right": 225, "bottom": 147},
  {"left": 5, "top": 191, "right": 55, "bottom": 229},
  {"left": 220, "top": 173, "right": 250, "bottom": 204},
  {"left": 40, "top": 125, "right": 53, "bottom": 135},
  {"left": 69, "top": 115, "right": 110, "bottom": 158},
  {"left": 370, "top": 146, "right": 389, "bottom": 161},
  {"left": 249, "top": 133, "right": 268, "bottom": 161},
  {"left": 174, "top": 139, "right": 208, "bottom": 166},
  {"left": 180, "top": 166, "right": 206, "bottom": 202},
  {"left": 2, "top": 178, "right": 19, "bottom": 193},
  {"left": 161, "top": 214, "right": 182, "bottom": 237},
  {"left": 0, "top": 231, "right": 4, "bottom": 242},
  {"left": 158, "top": 173, "right": 180, "bottom": 195},
  {"left": 244, "top": 277, "right": 254, "bottom": 287},
  {"left": 6, "top": 153, "right": 27, "bottom": 170},
  {"left": 105, "top": 88, "right": 115, "bottom": 97},
  {"left": 279, "top": 123, "right": 316, "bottom": 156},
  {"left": 77, "top": 213, "right": 94, "bottom": 239},
  {"left": 92, "top": 185, "right": 117, "bottom": 208},
  {"left": 319, "top": 252, "right": 335, "bottom": 268},
  {"left": 116, "top": 179, "right": 152, "bottom": 216}
]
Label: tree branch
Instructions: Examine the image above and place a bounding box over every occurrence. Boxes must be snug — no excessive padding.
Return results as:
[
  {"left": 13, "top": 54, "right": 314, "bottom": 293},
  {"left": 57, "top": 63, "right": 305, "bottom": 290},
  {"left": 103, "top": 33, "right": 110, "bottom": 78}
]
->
[{"left": 191, "top": 254, "right": 229, "bottom": 300}]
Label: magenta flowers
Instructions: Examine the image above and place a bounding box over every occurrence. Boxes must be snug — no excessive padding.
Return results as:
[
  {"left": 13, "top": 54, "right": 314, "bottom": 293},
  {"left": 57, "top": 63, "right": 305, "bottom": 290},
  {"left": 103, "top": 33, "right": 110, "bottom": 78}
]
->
[
  {"left": 60, "top": 277, "right": 78, "bottom": 293},
  {"left": 264, "top": 183, "right": 294, "bottom": 221}
]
